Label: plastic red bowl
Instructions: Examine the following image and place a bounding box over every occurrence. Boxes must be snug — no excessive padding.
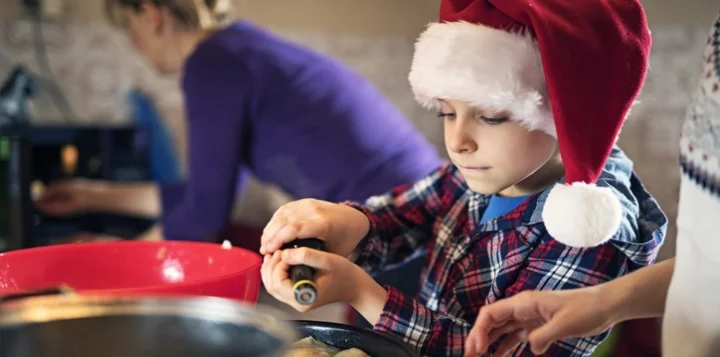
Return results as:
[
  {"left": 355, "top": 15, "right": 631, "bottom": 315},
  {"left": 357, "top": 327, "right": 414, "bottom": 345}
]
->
[{"left": 0, "top": 241, "right": 262, "bottom": 304}]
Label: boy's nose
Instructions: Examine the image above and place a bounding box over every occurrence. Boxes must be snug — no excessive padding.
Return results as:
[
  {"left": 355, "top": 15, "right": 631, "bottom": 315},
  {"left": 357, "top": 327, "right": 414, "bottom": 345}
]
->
[{"left": 447, "top": 127, "right": 478, "bottom": 154}]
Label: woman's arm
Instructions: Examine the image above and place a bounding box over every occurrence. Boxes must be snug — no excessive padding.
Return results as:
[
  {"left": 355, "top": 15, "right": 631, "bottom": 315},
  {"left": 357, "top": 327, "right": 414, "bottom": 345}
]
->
[
  {"left": 159, "top": 43, "right": 250, "bottom": 241},
  {"left": 608, "top": 257, "right": 674, "bottom": 321},
  {"left": 89, "top": 182, "right": 161, "bottom": 218},
  {"left": 465, "top": 258, "right": 674, "bottom": 356},
  {"left": 36, "top": 179, "right": 160, "bottom": 219}
]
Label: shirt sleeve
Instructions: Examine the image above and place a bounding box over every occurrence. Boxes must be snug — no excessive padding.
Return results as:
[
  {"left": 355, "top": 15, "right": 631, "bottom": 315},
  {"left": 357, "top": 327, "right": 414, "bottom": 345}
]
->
[
  {"left": 375, "top": 285, "right": 471, "bottom": 356},
  {"left": 346, "top": 162, "right": 460, "bottom": 275},
  {"left": 158, "top": 181, "right": 186, "bottom": 216},
  {"left": 161, "top": 43, "right": 250, "bottom": 241}
]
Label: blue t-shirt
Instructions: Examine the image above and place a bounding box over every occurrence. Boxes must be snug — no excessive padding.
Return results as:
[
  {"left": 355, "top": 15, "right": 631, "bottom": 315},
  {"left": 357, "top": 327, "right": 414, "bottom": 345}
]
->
[{"left": 479, "top": 195, "right": 531, "bottom": 224}]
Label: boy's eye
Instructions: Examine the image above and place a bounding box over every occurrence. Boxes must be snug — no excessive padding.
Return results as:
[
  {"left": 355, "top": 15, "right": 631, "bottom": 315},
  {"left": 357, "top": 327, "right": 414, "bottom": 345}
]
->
[
  {"left": 481, "top": 116, "right": 508, "bottom": 125},
  {"left": 438, "top": 112, "right": 456, "bottom": 120}
]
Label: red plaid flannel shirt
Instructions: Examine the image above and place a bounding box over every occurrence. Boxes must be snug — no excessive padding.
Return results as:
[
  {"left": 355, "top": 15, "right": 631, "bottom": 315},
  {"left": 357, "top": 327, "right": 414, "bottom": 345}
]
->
[{"left": 348, "top": 156, "right": 667, "bottom": 357}]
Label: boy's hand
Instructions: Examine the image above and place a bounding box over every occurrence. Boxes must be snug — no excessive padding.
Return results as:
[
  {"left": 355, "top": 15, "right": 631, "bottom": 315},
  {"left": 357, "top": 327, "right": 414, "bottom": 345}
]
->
[
  {"left": 261, "top": 247, "right": 376, "bottom": 313},
  {"left": 260, "top": 199, "right": 370, "bottom": 258},
  {"left": 464, "top": 287, "right": 617, "bottom": 357}
]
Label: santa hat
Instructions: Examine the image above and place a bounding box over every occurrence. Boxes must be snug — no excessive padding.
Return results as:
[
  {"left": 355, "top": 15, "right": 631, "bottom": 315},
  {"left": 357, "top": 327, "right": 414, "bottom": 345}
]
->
[{"left": 409, "top": 0, "right": 651, "bottom": 247}]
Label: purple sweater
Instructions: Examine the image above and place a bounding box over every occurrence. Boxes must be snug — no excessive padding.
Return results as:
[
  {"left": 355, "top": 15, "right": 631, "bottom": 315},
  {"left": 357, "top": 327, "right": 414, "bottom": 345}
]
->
[{"left": 160, "top": 21, "right": 442, "bottom": 241}]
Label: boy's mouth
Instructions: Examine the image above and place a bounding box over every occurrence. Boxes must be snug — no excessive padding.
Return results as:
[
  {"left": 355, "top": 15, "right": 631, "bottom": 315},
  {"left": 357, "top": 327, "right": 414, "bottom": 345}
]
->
[{"left": 459, "top": 165, "right": 492, "bottom": 172}]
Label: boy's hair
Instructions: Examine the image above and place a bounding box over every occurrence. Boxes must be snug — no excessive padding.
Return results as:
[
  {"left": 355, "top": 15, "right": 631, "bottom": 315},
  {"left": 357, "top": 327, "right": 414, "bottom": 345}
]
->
[{"left": 105, "top": 0, "right": 232, "bottom": 30}]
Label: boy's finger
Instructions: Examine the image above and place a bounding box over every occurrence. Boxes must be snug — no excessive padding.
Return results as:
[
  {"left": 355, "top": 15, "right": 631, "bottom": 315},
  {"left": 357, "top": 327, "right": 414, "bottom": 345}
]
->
[
  {"left": 271, "top": 258, "right": 290, "bottom": 289},
  {"left": 271, "top": 259, "right": 295, "bottom": 304},
  {"left": 261, "top": 254, "right": 277, "bottom": 289},
  {"left": 260, "top": 215, "right": 288, "bottom": 254},
  {"left": 270, "top": 223, "right": 301, "bottom": 247},
  {"left": 281, "top": 247, "right": 333, "bottom": 269}
]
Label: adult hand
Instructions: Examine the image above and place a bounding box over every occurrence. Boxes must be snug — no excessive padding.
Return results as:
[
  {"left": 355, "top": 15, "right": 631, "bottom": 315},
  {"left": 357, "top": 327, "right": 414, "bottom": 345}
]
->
[
  {"left": 465, "top": 287, "right": 618, "bottom": 357},
  {"left": 35, "top": 179, "right": 107, "bottom": 217}
]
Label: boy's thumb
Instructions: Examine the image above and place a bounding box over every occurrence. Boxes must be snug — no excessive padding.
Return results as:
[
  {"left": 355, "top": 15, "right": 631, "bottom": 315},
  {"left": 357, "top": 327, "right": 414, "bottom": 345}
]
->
[{"left": 282, "top": 248, "right": 331, "bottom": 269}]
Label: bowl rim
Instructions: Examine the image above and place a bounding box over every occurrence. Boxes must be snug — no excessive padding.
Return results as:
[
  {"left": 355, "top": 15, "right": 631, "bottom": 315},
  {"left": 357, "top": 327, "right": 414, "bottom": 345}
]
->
[
  {"left": 0, "top": 241, "right": 263, "bottom": 294},
  {"left": 0, "top": 294, "right": 299, "bottom": 347}
]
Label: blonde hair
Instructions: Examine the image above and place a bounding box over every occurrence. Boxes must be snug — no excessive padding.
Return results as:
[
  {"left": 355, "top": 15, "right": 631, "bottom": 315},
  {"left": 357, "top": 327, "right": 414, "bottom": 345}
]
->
[{"left": 105, "top": 0, "right": 232, "bottom": 30}]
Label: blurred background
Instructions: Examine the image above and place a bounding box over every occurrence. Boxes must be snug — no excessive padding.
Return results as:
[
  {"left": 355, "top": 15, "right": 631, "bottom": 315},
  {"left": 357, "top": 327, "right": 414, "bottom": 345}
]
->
[
  {"left": 1, "top": 0, "right": 718, "bottom": 258},
  {"left": 0, "top": 0, "right": 717, "bottom": 355}
]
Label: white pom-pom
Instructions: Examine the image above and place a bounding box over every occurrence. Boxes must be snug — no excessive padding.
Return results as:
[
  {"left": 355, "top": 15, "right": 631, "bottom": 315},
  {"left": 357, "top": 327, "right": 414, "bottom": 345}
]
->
[
  {"left": 542, "top": 182, "right": 622, "bottom": 247},
  {"left": 221, "top": 240, "right": 233, "bottom": 250}
]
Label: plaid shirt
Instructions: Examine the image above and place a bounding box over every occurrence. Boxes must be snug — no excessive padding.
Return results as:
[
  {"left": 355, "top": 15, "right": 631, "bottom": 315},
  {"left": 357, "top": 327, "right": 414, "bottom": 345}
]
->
[{"left": 348, "top": 149, "right": 667, "bottom": 357}]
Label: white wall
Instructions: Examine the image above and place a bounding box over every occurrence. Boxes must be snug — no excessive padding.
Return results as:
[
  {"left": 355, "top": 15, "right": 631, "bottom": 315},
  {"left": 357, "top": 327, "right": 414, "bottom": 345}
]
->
[{"left": 1, "top": 0, "right": 715, "bottom": 28}]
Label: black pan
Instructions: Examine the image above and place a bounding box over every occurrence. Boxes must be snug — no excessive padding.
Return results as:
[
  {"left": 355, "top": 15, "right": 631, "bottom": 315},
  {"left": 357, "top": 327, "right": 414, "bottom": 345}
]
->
[{"left": 293, "top": 320, "right": 418, "bottom": 357}]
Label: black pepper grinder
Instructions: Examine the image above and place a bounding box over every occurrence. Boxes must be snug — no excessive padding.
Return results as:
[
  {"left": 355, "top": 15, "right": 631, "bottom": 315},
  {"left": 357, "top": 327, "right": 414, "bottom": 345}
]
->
[{"left": 281, "top": 238, "right": 325, "bottom": 306}]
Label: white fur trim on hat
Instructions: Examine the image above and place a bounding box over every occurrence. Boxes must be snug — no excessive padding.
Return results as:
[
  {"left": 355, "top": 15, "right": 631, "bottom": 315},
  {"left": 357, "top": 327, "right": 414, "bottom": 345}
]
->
[
  {"left": 542, "top": 182, "right": 623, "bottom": 247},
  {"left": 409, "top": 21, "right": 556, "bottom": 136}
]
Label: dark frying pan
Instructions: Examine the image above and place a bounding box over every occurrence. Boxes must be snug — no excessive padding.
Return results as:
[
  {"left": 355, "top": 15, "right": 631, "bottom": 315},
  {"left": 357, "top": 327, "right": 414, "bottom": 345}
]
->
[{"left": 293, "top": 320, "right": 418, "bottom": 357}]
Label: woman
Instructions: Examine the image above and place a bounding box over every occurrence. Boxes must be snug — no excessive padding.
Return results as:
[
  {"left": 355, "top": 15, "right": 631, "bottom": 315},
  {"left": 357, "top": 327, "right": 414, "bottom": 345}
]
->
[
  {"left": 37, "top": 0, "right": 442, "bottom": 245},
  {"left": 463, "top": 12, "right": 720, "bottom": 357}
]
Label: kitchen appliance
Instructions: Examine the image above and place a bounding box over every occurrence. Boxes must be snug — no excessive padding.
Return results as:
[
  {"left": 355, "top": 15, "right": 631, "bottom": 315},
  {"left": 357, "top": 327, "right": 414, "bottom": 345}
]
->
[
  {"left": 0, "top": 66, "right": 155, "bottom": 251},
  {"left": 0, "top": 292, "right": 298, "bottom": 357}
]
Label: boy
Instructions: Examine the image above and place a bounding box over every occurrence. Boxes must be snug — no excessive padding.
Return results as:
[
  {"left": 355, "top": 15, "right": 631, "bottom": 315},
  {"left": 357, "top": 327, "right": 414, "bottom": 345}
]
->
[
  {"left": 260, "top": 0, "right": 668, "bottom": 356},
  {"left": 466, "top": 11, "right": 720, "bottom": 357}
]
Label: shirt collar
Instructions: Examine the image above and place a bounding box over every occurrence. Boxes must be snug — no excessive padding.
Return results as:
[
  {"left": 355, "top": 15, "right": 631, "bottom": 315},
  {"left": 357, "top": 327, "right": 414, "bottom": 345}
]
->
[{"left": 468, "top": 186, "right": 555, "bottom": 232}]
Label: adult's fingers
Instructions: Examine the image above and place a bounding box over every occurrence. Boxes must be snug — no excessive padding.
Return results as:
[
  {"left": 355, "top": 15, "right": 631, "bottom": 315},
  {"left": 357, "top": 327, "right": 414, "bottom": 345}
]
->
[{"left": 493, "top": 329, "right": 528, "bottom": 357}]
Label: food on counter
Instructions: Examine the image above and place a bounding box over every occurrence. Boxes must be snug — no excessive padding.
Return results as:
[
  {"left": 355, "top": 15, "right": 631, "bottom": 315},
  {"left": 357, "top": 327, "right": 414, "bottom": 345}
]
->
[
  {"left": 285, "top": 337, "right": 370, "bottom": 357},
  {"left": 286, "top": 337, "right": 337, "bottom": 357},
  {"left": 335, "top": 348, "right": 372, "bottom": 356}
]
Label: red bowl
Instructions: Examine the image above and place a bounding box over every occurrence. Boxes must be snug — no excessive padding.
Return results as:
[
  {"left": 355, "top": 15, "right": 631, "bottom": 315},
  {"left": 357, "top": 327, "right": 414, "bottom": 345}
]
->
[{"left": 0, "top": 241, "right": 262, "bottom": 303}]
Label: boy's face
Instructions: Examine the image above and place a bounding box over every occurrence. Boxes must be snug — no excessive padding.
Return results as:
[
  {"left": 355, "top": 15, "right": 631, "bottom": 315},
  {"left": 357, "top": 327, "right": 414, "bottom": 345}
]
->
[{"left": 441, "top": 99, "right": 560, "bottom": 197}]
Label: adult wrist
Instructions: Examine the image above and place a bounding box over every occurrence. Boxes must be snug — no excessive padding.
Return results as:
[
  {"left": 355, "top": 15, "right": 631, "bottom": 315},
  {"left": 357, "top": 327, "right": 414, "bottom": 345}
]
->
[
  {"left": 602, "top": 278, "right": 635, "bottom": 325},
  {"left": 85, "top": 180, "right": 111, "bottom": 210}
]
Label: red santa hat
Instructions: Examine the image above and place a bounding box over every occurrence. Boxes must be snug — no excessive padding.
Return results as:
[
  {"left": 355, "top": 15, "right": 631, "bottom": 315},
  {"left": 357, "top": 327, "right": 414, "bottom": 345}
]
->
[{"left": 409, "top": 0, "right": 651, "bottom": 247}]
